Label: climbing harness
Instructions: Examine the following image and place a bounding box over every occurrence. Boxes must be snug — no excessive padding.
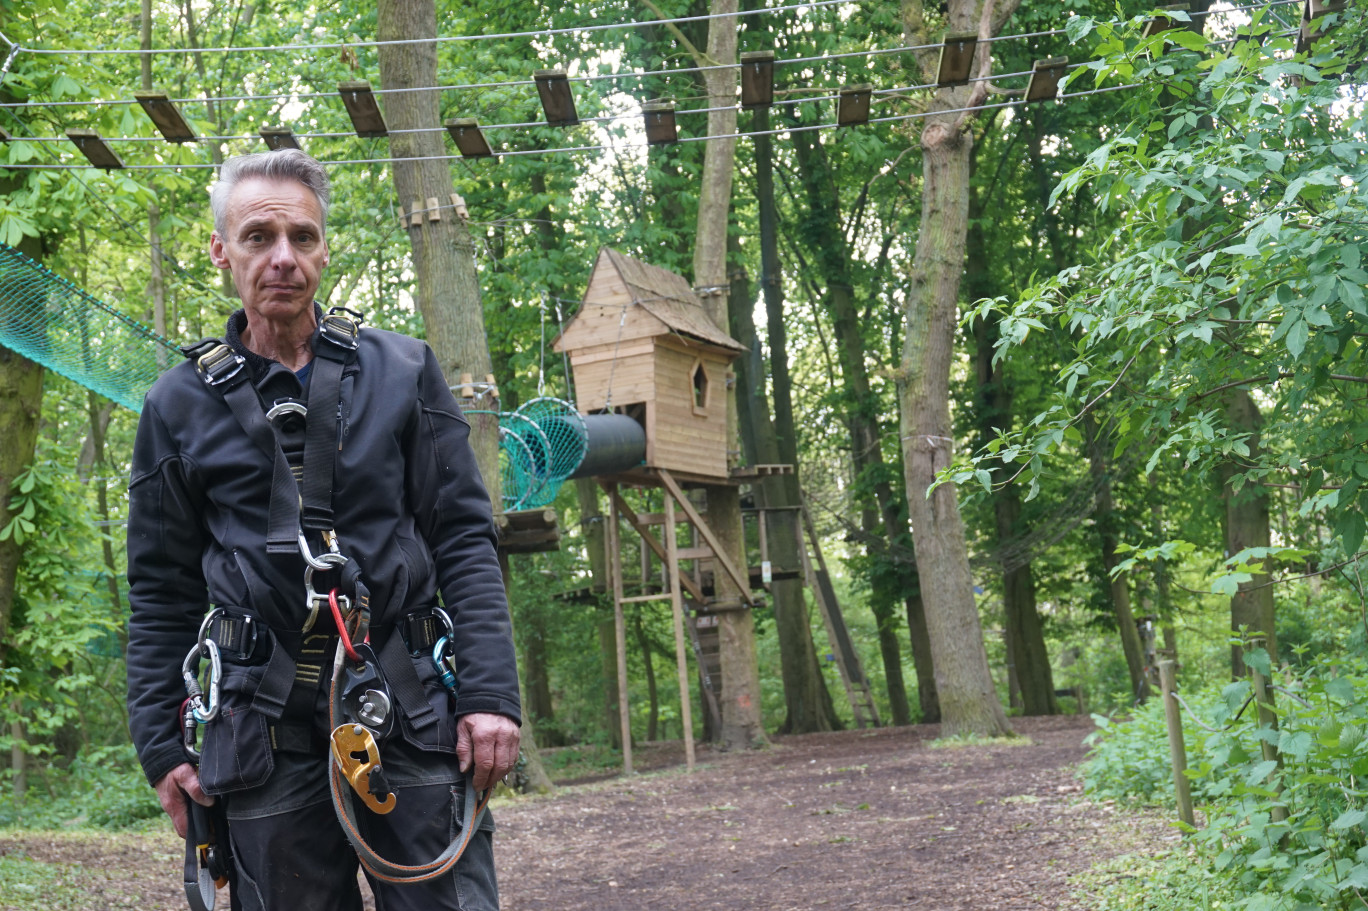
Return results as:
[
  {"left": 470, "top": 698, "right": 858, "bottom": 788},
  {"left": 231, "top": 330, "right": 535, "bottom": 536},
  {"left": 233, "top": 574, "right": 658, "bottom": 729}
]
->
[{"left": 177, "top": 306, "right": 490, "bottom": 896}]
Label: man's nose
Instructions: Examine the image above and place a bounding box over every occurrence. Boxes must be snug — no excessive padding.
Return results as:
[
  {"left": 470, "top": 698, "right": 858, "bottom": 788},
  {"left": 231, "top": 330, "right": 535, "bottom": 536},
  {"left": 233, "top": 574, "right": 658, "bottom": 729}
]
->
[{"left": 268, "top": 234, "right": 297, "bottom": 269}]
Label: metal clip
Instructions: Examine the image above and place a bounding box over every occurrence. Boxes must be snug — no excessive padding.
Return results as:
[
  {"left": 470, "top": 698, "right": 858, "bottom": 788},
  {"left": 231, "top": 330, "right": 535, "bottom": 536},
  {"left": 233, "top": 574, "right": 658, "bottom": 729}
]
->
[
  {"left": 432, "top": 636, "right": 457, "bottom": 696},
  {"left": 182, "top": 638, "right": 221, "bottom": 724},
  {"left": 330, "top": 724, "right": 396, "bottom": 815},
  {"left": 298, "top": 529, "right": 344, "bottom": 572},
  {"left": 302, "top": 548, "right": 348, "bottom": 632}
]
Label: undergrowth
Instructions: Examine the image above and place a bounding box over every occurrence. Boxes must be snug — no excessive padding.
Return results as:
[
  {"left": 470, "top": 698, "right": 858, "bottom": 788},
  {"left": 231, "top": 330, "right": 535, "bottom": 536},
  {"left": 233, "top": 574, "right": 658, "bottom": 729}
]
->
[
  {"left": 0, "top": 744, "right": 162, "bottom": 830},
  {"left": 1081, "top": 650, "right": 1368, "bottom": 911}
]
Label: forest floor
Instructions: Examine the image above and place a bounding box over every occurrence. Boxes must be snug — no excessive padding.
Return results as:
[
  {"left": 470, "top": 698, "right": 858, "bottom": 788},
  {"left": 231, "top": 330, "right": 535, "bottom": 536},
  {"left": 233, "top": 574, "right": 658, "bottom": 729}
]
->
[{"left": 0, "top": 715, "right": 1174, "bottom": 910}]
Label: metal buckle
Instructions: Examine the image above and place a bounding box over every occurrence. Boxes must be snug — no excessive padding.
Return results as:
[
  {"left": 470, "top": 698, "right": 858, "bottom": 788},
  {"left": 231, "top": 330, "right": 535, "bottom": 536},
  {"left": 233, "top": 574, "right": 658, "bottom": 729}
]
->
[
  {"left": 208, "top": 612, "right": 259, "bottom": 662},
  {"left": 319, "top": 308, "right": 361, "bottom": 352},
  {"left": 265, "top": 399, "right": 307, "bottom": 422},
  {"left": 195, "top": 345, "right": 246, "bottom": 387},
  {"left": 402, "top": 607, "right": 454, "bottom": 656}
]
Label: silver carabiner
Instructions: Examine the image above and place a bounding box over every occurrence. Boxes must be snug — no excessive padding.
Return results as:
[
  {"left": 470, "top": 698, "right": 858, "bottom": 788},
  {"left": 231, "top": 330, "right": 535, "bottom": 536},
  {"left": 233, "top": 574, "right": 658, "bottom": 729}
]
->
[
  {"left": 298, "top": 529, "right": 344, "bottom": 571},
  {"left": 303, "top": 552, "right": 350, "bottom": 632},
  {"left": 181, "top": 639, "right": 222, "bottom": 724}
]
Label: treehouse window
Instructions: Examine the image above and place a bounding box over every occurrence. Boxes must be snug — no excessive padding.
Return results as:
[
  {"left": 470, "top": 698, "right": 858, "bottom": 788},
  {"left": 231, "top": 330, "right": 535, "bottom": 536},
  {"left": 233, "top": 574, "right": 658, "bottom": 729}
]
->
[{"left": 691, "top": 360, "right": 709, "bottom": 415}]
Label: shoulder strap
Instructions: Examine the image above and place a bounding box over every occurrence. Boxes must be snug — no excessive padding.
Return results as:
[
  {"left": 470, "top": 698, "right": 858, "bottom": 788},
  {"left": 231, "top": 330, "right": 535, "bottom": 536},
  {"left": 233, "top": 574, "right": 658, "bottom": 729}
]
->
[
  {"left": 188, "top": 341, "right": 302, "bottom": 555},
  {"left": 300, "top": 308, "right": 362, "bottom": 533}
]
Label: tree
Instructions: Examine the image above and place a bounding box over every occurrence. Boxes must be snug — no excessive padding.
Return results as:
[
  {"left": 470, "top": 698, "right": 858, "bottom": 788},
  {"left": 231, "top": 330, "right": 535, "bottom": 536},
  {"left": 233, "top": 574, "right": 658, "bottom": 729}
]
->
[
  {"left": 895, "top": 0, "right": 1021, "bottom": 738},
  {"left": 971, "top": 8, "right": 1367, "bottom": 645}
]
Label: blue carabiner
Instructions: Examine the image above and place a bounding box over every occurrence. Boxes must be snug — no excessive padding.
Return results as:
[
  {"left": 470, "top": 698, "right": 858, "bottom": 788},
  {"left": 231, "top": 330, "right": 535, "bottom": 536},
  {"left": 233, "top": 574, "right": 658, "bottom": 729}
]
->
[{"left": 432, "top": 636, "right": 458, "bottom": 696}]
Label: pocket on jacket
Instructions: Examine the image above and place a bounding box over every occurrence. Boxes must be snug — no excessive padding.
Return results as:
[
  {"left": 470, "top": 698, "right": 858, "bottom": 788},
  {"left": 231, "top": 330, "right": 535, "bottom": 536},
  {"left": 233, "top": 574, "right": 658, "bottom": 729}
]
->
[{"left": 198, "top": 671, "right": 275, "bottom": 795}]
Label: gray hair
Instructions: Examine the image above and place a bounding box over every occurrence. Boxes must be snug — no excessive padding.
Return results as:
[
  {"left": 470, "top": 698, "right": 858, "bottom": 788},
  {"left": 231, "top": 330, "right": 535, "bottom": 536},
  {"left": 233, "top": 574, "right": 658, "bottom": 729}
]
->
[{"left": 210, "top": 149, "right": 331, "bottom": 235}]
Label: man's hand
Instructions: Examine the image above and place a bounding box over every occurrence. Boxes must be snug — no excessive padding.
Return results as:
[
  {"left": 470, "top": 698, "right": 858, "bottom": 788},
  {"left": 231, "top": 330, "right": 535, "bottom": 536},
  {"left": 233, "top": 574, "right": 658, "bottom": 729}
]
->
[
  {"left": 455, "top": 713, "right": 521, "bottom": 790},
  {"left": 154, "top": 763, "right": 214, "bottom": 838}
]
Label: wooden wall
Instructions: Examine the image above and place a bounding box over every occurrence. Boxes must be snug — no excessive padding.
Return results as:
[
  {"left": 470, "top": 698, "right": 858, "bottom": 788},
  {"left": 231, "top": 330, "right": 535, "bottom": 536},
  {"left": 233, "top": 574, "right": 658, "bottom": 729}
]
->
[{"left": 649, "top": 340, "right": 730, "bottom": 480}]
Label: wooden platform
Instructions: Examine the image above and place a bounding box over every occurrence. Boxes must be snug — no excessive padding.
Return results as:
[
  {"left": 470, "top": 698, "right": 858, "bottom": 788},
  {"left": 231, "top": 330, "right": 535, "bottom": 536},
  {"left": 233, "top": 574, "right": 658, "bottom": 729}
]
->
[{"left": 496, "top": 508, "right": 561, "bottom": 554}]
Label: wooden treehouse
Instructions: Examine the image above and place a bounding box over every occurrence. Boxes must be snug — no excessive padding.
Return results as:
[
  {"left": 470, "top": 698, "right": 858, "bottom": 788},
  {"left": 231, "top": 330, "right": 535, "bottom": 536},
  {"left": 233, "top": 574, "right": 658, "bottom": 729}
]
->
[
  {"left": 550, "top": 249, "right": 880, "bottom": 776},
  {"left": 554, "top": 247, "right": 745, "bottom": 484}
]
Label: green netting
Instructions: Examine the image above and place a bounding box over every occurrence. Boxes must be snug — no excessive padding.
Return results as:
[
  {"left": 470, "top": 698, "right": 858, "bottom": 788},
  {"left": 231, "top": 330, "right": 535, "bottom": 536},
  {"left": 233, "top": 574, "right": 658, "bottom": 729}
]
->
[
  {"left": 489, "top": 398, "right": 588, "bottom": 511},
  {"left": 0, "top": 243, "right": 178, "bottom": 413}
]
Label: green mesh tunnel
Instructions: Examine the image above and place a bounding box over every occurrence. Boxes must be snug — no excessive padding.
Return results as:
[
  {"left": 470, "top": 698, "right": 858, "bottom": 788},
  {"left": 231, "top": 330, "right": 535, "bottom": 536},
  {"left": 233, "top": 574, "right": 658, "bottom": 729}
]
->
[{"left": 0, "top": 243, "right": 179, "bottom": 412}]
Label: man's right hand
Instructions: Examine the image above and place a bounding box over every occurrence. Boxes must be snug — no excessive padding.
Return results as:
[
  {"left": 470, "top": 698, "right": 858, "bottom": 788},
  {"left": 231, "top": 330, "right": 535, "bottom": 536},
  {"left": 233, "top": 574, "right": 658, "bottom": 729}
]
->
[{"left": 154, "top": 763, "right": 214, "bottom": 838}]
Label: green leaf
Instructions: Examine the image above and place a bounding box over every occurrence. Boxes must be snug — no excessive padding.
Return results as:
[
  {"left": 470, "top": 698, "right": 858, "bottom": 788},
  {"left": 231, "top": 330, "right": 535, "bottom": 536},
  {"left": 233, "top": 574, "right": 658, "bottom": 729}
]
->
[
  {"left": 1332, "top": 808, "right": 1367, "bottom": 831},
  {"left": 1339, "top": 509, "right": 1366, "bottom": 556}
]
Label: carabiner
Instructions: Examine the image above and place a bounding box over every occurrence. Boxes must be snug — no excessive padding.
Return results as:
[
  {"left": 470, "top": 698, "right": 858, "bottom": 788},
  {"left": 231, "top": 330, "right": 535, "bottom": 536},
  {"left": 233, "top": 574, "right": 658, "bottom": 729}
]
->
[
  {"left": 298, "top": 529, "right": 344, "bottom": 572},
  {"left": 303, "top": 551, "right": 349, "bottom": 632},
  {"left": 181, "top": 639, "right": 221, "bottom": 724},
  {"left": 432, "top": 636, "right": 458, "bottom": 696}
]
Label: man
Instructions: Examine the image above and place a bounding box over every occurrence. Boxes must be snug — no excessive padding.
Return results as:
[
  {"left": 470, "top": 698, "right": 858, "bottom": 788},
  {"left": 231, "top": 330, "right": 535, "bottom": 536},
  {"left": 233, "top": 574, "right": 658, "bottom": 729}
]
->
[{"left": 126, "top": 148, "right": 521, "bottom": 911}]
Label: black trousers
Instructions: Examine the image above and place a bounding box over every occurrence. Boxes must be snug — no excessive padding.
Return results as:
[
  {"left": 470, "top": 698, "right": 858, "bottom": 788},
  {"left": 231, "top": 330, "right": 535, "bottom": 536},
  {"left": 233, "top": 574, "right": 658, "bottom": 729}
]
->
[{"left": 221, "top": 736, "right": 498, "bottom": 911}]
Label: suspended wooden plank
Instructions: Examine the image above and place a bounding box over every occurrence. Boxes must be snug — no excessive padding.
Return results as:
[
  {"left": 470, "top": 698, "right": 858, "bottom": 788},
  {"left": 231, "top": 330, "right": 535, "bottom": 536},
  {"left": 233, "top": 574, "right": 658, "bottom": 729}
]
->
[
  {"left": 740, "top": 50, "right": 775, "bottom": 109},
  {"left": 338, "top": 81, "right": 387, "bottom": 137},
  {"left": 1025, "top": 57, "right": 1069, "bottom": 103},
  {"left": 259, "top": 127, "right": 300, "bottom": 150},
  {"left": 66, "top": 129, "right": 122, "bottom": 169},
  {"left": 837, "top": 84, "right": 873, "bottom": 127},
  {"left": 534, "top": 70, "right": 578, "bottom": 126},
  {"left": 642, "top": 101, "right": 677, "bottom": 146},
  {"left": 134, "top": 91, "right": 197, "bottom": 143},
  {"left": 936, "top": 32, "right": 978, "bottom": 86},
  {"left": 445, "top": 118, "right": 495, "bottom": 158}
]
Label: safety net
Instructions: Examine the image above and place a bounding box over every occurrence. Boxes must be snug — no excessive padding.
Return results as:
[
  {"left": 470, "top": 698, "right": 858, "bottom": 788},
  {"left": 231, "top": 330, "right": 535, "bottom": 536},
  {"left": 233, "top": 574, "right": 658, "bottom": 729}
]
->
[
  {"left": 481, "top": 397, "right": 588, "bottom": 511},
  {"left": 0, "top": 243, "right": 178, "bottom": 412}
]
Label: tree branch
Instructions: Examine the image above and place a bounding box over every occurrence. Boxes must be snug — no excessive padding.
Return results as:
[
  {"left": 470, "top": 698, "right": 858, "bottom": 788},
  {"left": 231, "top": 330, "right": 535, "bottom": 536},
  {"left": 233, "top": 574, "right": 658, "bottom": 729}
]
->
[{"left": 638, "top": 0, "right": 717, "bottom": 68}]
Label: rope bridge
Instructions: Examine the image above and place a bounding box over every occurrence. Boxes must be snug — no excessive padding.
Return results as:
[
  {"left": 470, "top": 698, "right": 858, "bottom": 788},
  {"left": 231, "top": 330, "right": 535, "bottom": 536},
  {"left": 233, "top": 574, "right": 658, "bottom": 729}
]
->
[{"left": 0, "top": 243, "right": 178, "bottom": 412}]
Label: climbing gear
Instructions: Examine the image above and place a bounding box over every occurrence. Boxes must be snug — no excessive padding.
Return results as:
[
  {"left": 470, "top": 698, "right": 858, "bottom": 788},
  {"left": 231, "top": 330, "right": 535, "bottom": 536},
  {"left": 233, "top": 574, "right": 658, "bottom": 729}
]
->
[
  {"left": 183, "top": 306, "right": 492, "bottom": 886},
  {"left": 184, "top": 798, "right": 233, "bottom": 911}
]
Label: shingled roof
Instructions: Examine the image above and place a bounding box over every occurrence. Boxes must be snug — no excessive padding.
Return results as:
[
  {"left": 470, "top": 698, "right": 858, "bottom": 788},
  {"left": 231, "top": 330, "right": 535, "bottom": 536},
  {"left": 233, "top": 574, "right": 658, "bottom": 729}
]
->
[{"left": 599, "top": 248, "right": 745, "bottom": 353}]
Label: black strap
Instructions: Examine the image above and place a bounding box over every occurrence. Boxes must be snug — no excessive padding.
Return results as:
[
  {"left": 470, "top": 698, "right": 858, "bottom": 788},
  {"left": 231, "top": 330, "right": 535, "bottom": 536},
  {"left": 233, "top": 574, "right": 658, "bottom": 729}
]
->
[
  {"left": 377, "top": 631, "right": 438, "bottom": 732},
  {"left": 300, "top": 310, "right": 359, "bottom": 532}
]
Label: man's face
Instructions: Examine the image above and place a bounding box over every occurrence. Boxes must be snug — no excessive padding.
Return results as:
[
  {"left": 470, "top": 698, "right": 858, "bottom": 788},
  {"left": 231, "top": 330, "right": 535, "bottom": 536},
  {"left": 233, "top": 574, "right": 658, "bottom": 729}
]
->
[{"left": 209, "top": 176, "right": 328, "bottom": 322}]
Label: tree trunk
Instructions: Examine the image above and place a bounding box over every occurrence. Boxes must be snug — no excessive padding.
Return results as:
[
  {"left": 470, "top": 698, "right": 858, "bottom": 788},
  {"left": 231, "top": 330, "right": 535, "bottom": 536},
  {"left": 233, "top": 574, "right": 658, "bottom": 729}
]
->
[
  {"left": 728, "top": 238, "right": 839, "bottom": 735},
  {"left": 1222, "top": 388, "right": 1277, "bottom": 677},
  {"left": 376, "top": 0, "right": 498, "bottom": 498},
  {"left": 576, "top": 478, "right": 621, "bottom": 749},
  {"left": 1085, "top": 419, "right": 1149, "bottom": 702},
  {"left": 689, "top": 0, "right": 764, "bottom": 750},
  {"left": 0, "top": 227, "right": 46, "bottom": 666},
  {"left": 895, "top": 63, "right": 1012, "bottom": 740},
  {"left": 633, "top": 611, "right": 659, "bottom": 741},
  {"left": 377, "top": 0, "right": 550, "bottom": 789},
  {"left": 789, "top": 127, "right": 924, "bottom": 726}
]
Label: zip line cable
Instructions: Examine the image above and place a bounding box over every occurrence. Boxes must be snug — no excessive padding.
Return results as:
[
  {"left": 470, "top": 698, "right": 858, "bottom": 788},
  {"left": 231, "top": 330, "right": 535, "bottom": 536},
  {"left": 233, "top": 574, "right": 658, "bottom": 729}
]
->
[
  {"left": 2, "top": 68, "right": 1036, "bottom": 145},
  {"left": 4, "top": 0, "right": 860, "bottom": 57},
  {"left": 0, "top": 79, "right": 1163, "bottom": 171},
  {"left": 0, "top": 0, "right": 1299, "bottom": 111}
]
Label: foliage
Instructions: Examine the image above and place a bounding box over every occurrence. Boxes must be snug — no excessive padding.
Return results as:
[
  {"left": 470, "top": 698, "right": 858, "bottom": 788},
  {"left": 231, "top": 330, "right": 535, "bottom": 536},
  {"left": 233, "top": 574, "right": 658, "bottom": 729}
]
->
[
  {"left": 960, "top": 8, "right": 1368, "bottom": 584},
  {"left": 0, "top": 745, "right": 161, "bottom": 830},
  {"left": 1083, "top": 652, "right": 1368, "bottom": 910}
]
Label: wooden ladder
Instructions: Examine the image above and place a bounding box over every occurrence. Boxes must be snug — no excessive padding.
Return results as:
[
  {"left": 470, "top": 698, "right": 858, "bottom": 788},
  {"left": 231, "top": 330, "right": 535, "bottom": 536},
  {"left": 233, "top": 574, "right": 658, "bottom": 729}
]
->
[{"left": 798, "top": 500, "right": 881, "bottom": 729}]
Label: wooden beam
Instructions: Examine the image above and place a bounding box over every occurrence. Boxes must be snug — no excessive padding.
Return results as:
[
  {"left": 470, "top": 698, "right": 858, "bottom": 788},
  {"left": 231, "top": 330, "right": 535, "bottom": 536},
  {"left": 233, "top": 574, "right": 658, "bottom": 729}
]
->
[
  {"left": 664, "top": 490, "right": 696, "bottom": 771},
  {"left": 66, "top": 129, "right": 122, "bottom": 169},
  {"left": 659, "top": 470, "right": 754, "bottom": 606},
  {"left": 601, "top": 481, "right": 707, "bottom": 603},
  {"left": 605, "top": 483, "right": 633, "bottom": 775},
  {"left": 134, "top": 91, "right": 197, "bottom": 143},
  {"left": 338, "top": 80, "right": 388, "bottom": 137},
  {"left": 740, "top": 50, "right": 775, "bottom": 109}
]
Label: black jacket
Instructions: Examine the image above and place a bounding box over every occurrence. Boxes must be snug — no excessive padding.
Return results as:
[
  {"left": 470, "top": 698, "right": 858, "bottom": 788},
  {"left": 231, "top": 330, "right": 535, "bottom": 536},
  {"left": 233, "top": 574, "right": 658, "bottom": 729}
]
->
[{"left": 126, "top": 310, "right": 521, "bottom": 787}]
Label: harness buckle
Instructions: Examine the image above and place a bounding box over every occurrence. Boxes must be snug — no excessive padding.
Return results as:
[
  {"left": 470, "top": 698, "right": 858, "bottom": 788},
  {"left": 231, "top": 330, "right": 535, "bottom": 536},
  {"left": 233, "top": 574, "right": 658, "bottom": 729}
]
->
[
  {"left": 330, "top": 723, "right": 395, "bottom": 815},
  {"left": 195, "top": 344, "right": 246, "bottom": 388},
  {"left": 319, "top": 308, "right": 362, "bottom": 353}
]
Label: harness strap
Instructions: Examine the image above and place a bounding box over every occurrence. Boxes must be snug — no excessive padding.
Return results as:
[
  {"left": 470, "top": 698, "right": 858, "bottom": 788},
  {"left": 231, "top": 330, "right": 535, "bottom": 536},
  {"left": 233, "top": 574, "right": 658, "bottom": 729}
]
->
[
  {"left": 376, "top": 632, "right": 438, "bottom": 732},
  {"left": 300, "top": 310, "right": 359, "bottom": 532},
  {"left": 191, "top": 342, "right": 303, "bottom": 557}
]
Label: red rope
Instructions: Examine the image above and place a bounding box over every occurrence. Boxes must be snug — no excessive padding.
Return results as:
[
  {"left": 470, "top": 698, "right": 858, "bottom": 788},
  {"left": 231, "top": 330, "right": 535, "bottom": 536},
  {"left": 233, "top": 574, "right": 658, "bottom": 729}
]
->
[{"left": 329, "top": 588, "right": 361, "bottom": 663}]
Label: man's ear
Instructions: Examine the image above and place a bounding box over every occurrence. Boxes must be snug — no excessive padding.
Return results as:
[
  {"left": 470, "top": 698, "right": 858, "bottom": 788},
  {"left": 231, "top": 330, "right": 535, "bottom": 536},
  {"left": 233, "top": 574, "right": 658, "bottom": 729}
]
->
[{"left": 208, "top": 232, "right": 229, "bottom": 269}]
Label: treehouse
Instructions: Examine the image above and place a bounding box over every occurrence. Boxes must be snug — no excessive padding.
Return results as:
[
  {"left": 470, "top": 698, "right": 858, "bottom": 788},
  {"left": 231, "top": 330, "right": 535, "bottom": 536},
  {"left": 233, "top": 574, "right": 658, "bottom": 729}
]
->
[{"left": 554, "top": 248, "right": 745, "bottom": 483}]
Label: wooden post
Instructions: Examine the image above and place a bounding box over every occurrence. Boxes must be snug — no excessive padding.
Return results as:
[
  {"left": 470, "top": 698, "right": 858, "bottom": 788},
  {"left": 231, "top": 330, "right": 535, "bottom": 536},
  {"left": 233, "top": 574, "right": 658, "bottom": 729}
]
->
[
  {"left": 664, "top": 492, "right": 696, "bottom": 771},
  {"left": 606, "top": 484, "right": 632, "bottom": 774},
  {"left": 1247, "top": 638, "right": 1288, "bottom": 824},
  {"left": 1158, "top": 658, "right": 1195, "bottom": 829}
]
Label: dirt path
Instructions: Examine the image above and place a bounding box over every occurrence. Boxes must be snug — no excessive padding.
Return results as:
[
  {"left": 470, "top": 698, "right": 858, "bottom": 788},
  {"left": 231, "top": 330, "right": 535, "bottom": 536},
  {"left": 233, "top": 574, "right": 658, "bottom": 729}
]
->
[{"left": 0, "top": 716, "right": 1155, "bottom": 910}]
